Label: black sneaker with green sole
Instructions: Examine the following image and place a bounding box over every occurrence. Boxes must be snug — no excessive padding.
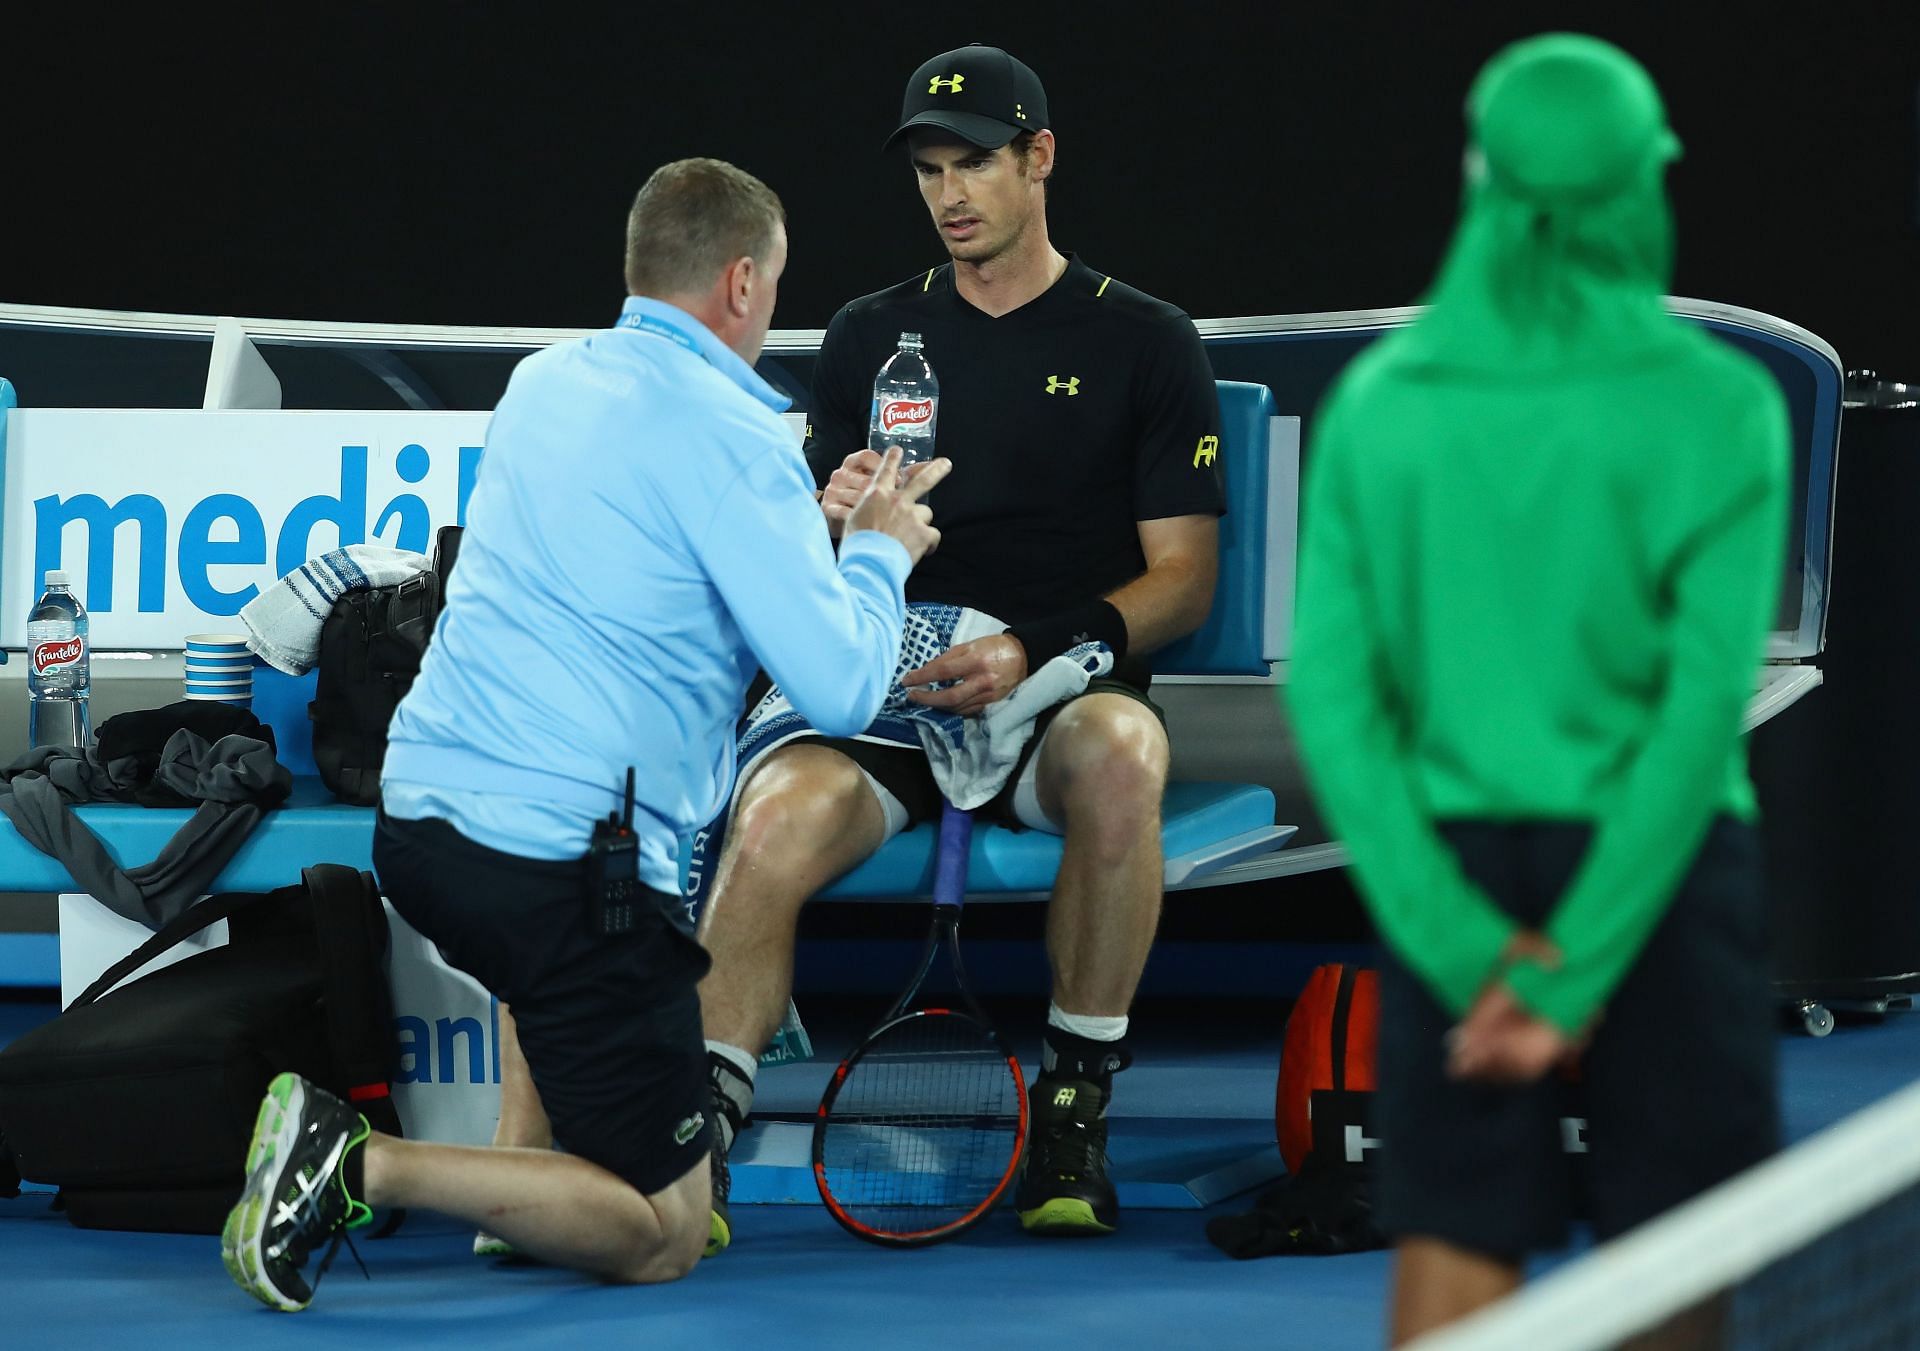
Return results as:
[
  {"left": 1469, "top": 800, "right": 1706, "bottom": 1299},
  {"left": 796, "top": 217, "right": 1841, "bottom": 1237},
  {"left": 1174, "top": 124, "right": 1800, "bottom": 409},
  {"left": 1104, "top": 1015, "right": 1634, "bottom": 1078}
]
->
[
  {"left": 1015, "top": 1077, "right": 1119, "bottom": 1236},
  {"left": 706, "top": 1112, "right": 733, "bottom": 1257},
  {"left": 221, "top": 1072, "right": 373, "bottom": 1312}
]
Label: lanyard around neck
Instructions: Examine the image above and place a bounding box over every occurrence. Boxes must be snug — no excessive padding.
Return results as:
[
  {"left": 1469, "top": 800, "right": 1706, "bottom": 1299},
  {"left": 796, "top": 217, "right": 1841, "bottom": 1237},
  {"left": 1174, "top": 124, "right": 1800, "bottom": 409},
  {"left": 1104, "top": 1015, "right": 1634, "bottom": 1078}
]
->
[{"left": 618, "top": 310, "right": 706, "bottom": 362}]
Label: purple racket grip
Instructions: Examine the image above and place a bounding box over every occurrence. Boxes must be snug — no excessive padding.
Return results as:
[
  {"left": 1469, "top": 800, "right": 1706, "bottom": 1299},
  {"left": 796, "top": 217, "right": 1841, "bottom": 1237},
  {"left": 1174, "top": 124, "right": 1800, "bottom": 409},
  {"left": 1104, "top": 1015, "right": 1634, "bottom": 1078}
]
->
[{"left": 933, "top": 803, "right": 975, "bottom": 911}]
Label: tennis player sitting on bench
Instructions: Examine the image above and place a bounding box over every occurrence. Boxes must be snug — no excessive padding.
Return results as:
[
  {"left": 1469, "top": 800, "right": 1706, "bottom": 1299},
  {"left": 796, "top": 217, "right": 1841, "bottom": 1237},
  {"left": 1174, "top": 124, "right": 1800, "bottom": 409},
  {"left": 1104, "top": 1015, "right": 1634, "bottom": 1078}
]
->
[{"left": 695, "top": 44, "right": 1224, "bottom": 1245}]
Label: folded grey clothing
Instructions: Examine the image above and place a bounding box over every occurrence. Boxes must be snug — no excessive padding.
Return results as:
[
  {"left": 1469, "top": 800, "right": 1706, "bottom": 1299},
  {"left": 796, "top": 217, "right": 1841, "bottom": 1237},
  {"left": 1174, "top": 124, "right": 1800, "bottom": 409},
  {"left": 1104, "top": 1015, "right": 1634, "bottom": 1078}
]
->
[
  {"left": 148, "top": 728, "right": 292, "bottom": 810},
  {"left": 95, "top": 700, "right": 273, "bottom": 793},
  {"left": 0, "top": 730, "right": 291, "bottom": 928},
  {"left": 0, "top": 744, "right": 143, "bottom": 803},
  {"left": 0, "top": 730, "right": 290, "bottom": 809}
]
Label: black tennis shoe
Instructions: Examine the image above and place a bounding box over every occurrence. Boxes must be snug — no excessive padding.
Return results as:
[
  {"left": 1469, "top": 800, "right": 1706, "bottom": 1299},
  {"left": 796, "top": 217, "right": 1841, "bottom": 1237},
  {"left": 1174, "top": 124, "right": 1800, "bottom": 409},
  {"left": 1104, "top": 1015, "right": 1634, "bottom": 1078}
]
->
[
  {"left": 706, "top": 1074, "right": 744, "bottom": 1257},
  {"left": 707, "top": 1126, "right": 733, "bottom": 1257},
  {"left": 1015, "top": 1077, "right": 1119, "bottom": 1235},
  {"left": 221, "top": 1072, "right": 373, "bottom": 1312}
]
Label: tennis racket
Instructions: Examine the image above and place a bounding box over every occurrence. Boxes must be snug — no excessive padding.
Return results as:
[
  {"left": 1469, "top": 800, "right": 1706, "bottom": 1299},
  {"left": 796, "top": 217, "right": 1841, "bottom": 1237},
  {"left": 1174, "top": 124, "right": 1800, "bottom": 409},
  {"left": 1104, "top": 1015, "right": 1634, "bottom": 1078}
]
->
[{"left": 812, "top": 803, "right": 1029, "bottom": 1246}]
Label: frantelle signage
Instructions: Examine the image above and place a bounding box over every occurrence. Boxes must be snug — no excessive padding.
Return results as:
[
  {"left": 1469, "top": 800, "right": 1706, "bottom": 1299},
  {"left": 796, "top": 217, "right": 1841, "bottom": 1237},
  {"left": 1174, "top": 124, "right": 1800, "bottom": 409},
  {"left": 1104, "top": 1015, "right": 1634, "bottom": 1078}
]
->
[
  {"left": 3, "top": 410, "right": 490, "bottom": 649},
  {"left": 31, "top": 637, "right": 85, "bottom": 675},
  {"left": 877, "top": 398, "right": 933, "bottom": 435}
]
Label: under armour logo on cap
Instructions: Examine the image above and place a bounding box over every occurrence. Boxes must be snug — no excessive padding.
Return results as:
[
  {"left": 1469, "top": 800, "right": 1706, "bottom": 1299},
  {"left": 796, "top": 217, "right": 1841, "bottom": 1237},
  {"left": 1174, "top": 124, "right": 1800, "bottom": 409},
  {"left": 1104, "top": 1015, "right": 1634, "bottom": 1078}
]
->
[{"left": 887, "top": 45, "right": 1051, "bottom": 153}]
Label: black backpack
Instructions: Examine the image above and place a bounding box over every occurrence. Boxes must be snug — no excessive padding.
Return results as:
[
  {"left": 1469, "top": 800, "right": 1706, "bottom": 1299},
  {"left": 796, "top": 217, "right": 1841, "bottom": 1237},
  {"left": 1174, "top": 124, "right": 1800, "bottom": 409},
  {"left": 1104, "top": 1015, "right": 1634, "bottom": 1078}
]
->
[
  {"left": 310, "top": 526, "right": 463, "bottom": 805},
  {"left": 0, "top": 865, "right": 403, "bottom": 1234}
]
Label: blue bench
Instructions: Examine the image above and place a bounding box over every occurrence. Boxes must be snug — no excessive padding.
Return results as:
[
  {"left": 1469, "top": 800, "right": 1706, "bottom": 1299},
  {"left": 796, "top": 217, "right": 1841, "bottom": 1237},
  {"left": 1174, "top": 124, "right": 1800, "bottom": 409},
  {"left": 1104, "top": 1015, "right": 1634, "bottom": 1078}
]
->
[
  {"left": 0, "top": 297, "right": 1846, "bottom": 974},
  {"left": 2, "top": 381, "right": 1294, "bottom": 992}
]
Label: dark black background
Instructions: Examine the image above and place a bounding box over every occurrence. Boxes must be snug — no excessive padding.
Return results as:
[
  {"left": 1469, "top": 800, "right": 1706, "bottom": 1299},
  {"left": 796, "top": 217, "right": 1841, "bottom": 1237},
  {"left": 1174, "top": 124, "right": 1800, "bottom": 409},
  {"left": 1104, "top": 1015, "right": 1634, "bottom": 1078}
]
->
[{"left": 10, "top": 3, "right": 1919, "bottom": 375}]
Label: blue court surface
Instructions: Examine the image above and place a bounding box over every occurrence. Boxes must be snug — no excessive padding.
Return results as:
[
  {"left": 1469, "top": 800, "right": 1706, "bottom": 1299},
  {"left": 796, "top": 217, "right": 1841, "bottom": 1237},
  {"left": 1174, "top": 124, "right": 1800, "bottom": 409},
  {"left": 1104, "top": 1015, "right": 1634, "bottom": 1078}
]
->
[{"left": 2, "top": 991, "right": 1915, "bottom": 1350}]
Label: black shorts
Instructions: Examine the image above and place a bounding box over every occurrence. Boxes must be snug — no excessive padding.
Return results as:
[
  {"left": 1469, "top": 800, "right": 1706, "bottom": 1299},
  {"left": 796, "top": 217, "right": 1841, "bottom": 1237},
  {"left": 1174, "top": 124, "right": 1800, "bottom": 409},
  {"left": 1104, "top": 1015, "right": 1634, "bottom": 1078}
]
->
[
  {"left": 372, "top": 810, "right": 714, "bottom": 1196},
  {"left": 794, "top": 678, "right": 1165, "bottom": 831},
  {"left": 1374, "top": 816, "right": 1778, "bottom": 1259}
]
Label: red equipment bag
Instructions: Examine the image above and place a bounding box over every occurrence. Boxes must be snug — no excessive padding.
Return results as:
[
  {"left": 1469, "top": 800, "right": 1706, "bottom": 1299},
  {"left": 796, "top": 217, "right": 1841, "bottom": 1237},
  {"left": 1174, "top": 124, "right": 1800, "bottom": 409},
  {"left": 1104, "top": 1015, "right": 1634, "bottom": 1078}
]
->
[{"left": 1276, "top": 962, "right": 1379, "bottom": 1175}]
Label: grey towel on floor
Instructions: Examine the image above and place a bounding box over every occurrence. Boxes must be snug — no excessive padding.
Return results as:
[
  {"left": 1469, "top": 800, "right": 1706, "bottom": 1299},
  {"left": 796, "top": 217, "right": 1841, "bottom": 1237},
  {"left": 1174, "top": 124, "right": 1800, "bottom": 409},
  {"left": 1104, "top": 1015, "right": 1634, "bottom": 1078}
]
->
[{"left": 0, "top": 730, "right": 291, "bottom": 928}]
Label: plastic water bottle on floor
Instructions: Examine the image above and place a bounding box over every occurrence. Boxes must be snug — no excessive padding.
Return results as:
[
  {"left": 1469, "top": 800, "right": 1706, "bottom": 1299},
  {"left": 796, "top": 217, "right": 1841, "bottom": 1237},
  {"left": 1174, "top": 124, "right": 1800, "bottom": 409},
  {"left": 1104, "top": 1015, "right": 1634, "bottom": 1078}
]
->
[
  {"left": 869, "top": 332, "right": 939, "bottom": 478},
  {"left": 27, "top": 570, "right": 90, "bottom": 748}
]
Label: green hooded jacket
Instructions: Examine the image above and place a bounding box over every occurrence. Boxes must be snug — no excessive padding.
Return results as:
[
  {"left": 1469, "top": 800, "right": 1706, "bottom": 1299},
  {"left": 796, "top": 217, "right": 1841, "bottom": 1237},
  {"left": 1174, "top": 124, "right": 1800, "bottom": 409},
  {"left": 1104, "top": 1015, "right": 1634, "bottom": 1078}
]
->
[{"left": 1286, "top": 34, "right": 1790, "bottom": 1034}]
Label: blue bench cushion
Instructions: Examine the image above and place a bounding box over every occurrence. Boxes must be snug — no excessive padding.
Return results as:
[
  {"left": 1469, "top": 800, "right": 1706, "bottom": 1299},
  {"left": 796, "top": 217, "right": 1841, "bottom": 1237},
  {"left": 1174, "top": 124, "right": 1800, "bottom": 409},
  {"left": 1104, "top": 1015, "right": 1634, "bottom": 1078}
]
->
[
  {"left": 0, "top": 778, "right": 376, "bottom": 896},
  {"left": 0, "top": 779, "right": 1281, "bottom": 903},
  {"left": 1153, "top": 380, "right": 1278, "bottom": 677},
  {"left": 252, "top": 666, "right": 319, "bottom": 777},
  {"left": 819, "top": 781, "right": 1281, "bottom": 900}
]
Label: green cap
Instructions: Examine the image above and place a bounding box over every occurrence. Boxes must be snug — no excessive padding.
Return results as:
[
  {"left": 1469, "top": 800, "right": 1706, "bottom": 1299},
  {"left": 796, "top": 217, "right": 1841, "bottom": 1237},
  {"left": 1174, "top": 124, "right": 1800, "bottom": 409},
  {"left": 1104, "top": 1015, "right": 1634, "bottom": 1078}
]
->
[
  {"left": 1394, "top": 33, "right": 1688, "bottom": 374},
  {"left": 1468, "top": 34, "right": 1681, "bottom": 206}
]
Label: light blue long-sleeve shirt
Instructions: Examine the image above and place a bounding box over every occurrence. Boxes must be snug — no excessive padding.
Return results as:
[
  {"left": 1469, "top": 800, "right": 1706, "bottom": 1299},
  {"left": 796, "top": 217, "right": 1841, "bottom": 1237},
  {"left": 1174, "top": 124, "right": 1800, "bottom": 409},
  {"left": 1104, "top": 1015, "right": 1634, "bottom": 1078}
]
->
[{"left": 382, "top": 296, "right": 910, "bottom": 890}]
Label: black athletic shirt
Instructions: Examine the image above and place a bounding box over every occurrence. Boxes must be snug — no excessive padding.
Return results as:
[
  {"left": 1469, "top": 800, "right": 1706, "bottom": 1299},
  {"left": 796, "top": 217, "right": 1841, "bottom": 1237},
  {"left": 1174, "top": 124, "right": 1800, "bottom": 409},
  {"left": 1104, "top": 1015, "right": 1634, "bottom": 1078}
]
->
[{"left": 803, "top": 256, "right": 1224, "bottom": 673}]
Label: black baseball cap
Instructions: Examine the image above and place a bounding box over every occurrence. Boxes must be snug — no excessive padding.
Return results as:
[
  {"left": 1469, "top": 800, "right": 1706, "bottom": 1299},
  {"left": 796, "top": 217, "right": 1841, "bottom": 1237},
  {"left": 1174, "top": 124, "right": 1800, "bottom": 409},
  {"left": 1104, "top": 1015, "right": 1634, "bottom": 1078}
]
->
[{"left": 883, "top": 45, "right": 1049, "bottom": 152}]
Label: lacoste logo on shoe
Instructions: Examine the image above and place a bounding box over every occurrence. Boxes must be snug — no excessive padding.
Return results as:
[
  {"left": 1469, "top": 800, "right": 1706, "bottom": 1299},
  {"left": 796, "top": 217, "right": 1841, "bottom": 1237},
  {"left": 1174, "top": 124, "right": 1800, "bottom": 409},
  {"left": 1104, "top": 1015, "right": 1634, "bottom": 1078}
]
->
[{"left": 675, "top": 1113, "right": 705, "bottom": 1146}]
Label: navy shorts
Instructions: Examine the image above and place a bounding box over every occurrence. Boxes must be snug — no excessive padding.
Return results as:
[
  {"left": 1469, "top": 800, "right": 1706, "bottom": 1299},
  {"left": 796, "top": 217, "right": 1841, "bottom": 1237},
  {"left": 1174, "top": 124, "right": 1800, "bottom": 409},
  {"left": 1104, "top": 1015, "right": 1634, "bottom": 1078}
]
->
[
  {"left": 373, "top": 810, "right": 713, "bottom": 1196},
  {"left": 1374, "top": 817, "right": 1779, "bottom": 1259}
]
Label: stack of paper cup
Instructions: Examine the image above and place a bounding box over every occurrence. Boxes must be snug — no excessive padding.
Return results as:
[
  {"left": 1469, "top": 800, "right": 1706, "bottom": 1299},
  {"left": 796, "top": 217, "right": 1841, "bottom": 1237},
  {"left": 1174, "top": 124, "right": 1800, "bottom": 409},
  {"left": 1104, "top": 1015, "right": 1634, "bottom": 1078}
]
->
[{"left": 183, "top": 633, "right": 255, "bottom": 708}]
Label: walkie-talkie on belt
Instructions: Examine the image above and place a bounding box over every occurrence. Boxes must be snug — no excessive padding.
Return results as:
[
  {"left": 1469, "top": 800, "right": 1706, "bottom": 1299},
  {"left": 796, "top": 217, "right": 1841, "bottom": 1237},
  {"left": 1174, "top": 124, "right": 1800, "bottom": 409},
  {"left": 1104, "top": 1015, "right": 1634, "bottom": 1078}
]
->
[{"left": 587, "top": 767, "right": 643, "bottom": 937}]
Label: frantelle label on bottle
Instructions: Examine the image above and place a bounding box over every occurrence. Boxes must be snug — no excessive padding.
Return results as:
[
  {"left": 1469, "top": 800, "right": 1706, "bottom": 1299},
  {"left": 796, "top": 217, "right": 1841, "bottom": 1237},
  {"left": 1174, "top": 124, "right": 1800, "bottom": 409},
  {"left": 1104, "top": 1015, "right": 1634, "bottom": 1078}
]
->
[
  {"left": 878, "top": 399, "right": 935, "bottom": 435},
  {"left": 32, "top": 637, "right": 86, "bottom": 676}
]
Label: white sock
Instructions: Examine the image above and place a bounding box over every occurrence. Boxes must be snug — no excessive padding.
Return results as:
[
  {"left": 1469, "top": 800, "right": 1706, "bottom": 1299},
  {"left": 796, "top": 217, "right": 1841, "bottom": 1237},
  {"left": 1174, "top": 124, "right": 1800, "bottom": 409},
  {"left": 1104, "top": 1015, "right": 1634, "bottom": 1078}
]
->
[
  {"left": 706, "top": 1040, "right": 758, "bottom": 1152},
  {"left": 706, "top": 1040, "right": 759, "bottom": 1085},
  {"left": 1047, "top": 1004, "right": 1128, "bottom": 1042}
]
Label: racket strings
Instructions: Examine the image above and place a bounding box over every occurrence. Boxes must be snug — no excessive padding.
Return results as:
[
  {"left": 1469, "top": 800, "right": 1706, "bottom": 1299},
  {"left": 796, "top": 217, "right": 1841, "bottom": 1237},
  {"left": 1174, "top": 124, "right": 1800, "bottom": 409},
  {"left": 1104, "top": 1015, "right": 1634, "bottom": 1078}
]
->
[{"left": 819, "top": 1012, "right": 1023, "bottom": 1237}]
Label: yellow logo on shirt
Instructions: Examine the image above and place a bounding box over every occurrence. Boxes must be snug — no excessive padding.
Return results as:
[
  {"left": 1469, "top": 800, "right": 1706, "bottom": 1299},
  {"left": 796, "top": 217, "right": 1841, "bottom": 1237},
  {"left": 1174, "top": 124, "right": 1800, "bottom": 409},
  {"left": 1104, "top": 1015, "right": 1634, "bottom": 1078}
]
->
[
  {"left": 929, "top": 75, "right": 965, "bottom": 94},
  {"left": 1045, "top": 376, "right": 1080, "bottom": 396},
  {"left": 1194, "top": 435, "right": 1219, "bottom": 467}
]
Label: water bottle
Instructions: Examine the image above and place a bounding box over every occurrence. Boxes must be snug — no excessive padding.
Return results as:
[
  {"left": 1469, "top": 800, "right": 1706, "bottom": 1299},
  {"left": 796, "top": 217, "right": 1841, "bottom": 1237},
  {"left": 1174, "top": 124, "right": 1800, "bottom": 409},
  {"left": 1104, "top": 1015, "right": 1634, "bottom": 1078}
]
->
[
  {"left": 869, "top": 332, "right": 939, "bottom": 473},
  {"left": 27, "top": 569, "right": 90, "bottom": 748}
]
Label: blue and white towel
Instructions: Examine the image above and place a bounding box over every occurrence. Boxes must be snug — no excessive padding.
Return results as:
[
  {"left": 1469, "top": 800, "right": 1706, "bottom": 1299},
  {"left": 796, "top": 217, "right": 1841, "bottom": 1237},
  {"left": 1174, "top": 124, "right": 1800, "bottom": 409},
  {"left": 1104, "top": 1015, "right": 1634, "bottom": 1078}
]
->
[
  {"left": 736, "top": 603, "right": 1113, "bottom": 812},
  {"left": 239, "top": 546, "right": 432, "bottom": 675}
]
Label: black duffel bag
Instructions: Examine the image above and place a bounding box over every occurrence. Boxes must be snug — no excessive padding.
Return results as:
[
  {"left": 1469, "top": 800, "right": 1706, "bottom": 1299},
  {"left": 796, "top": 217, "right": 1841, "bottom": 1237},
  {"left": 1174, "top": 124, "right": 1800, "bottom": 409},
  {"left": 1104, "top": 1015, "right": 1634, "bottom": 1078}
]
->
[
  {"left": 0, "top": 865, "right": 402, "bottom": 1234},
  {"left": 309, "top": 524, "right": 463, "bottom": 806}
]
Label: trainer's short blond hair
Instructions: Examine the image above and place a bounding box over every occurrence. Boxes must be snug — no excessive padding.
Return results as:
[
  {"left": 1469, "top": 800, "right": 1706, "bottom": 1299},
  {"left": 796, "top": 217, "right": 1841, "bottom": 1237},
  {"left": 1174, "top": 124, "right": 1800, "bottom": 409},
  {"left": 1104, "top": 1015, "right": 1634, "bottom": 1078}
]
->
[{"left": 623, "top": 158, "right": 786, "bottom": 298}]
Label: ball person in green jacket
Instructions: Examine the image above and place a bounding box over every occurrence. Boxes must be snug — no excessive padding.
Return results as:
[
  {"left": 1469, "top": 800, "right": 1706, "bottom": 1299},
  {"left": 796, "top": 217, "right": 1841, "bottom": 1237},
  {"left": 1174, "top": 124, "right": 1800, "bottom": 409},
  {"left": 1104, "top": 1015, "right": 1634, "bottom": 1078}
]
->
[{"left": 1288, "top": 34, "right": 1788, "bottom": 1346}]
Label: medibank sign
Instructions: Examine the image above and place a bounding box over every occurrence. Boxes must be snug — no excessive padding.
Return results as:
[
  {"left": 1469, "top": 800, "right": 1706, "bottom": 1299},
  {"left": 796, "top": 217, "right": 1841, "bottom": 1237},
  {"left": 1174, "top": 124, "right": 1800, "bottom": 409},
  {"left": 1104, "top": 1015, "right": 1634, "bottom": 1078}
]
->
[{"left": 3, "top": 410, "right": 491, "bottom": 648}]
